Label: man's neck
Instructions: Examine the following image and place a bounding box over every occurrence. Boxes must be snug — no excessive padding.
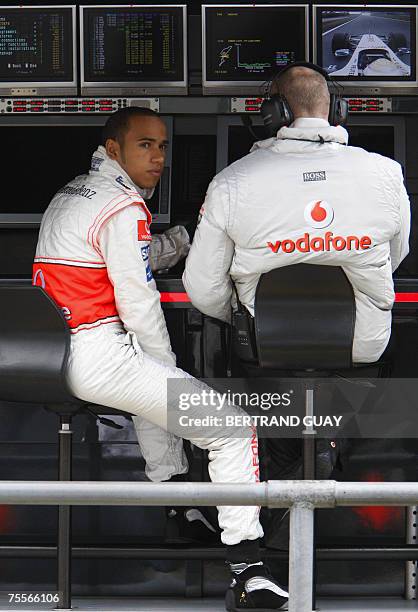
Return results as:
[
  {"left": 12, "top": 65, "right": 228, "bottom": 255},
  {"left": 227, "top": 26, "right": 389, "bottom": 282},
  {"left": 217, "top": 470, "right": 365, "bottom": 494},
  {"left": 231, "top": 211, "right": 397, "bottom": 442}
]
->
[{"left": 290, "top": 117, "right": 330, "bottom": 128}]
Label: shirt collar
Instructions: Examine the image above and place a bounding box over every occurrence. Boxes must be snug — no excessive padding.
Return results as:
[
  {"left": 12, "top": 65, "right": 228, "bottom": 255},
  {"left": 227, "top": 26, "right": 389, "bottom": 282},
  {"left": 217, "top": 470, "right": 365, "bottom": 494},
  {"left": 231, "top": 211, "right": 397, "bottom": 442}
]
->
[
  {"left": 89, "top": 145, "right": 155, "bottom": 200},
  {"left": 290, "top": 117, "right": 330, "bottom": 129},
  {"left": 276, "top": 118, "right": 348, "bottom": 145}
]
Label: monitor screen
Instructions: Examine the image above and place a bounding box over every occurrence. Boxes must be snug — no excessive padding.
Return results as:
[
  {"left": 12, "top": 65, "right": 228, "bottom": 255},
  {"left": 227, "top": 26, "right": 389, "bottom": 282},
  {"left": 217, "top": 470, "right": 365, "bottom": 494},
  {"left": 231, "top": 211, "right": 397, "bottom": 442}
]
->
[
  {"left": 0, "top": 122, "right": 172, "bottom": 226},
  {"left": 203, "top": 4, "right": 308, "bottom": 94},
  {"left": 0, "top": 5, "right": 76, "bottom": 93},
  {"left": 314, "top": 5, "right": 417, "bottom": 85},
  {"left": 226, "top": 124, "right": 396, "bottom": 166},
  {"left": 81, "top": 5, "right": 187, "bottom": 95},
  {"left": 347, "top": 125, "right": 395, "bottom": 159}
]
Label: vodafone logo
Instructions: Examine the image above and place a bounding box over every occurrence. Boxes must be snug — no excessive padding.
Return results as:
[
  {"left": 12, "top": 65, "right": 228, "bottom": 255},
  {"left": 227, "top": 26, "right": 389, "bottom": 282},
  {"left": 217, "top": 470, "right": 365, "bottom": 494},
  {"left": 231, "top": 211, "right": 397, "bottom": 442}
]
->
[
  {"left": 304, "top": 200, "right": 334, "bottom": 229},
  {"left": 266, "top": 198, "right": 373, "bottom": 255},
  {"left": 137, "top": 219, "right": 152, "bottom": 242}
]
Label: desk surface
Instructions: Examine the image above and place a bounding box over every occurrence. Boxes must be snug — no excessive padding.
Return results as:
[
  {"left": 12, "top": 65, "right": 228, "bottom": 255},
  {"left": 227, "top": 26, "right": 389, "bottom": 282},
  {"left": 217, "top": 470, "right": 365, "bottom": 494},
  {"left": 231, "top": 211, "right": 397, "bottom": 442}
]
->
[
  {"left": 1, "top": 277, "right": 418, "bottom": 311},
  {"left": 0, "top": 276, "right": 193, "bottom": 309}
]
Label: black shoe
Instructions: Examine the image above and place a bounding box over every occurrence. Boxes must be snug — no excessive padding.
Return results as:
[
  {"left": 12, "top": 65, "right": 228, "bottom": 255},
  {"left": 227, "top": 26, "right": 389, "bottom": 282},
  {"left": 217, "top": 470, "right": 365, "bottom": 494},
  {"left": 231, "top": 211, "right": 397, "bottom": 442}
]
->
[
  {"left": 225, "top": 563, "right": 288, "bottom": 611},
  {"left": 165, "top": 506, "right": 221, "bottom": 544}
]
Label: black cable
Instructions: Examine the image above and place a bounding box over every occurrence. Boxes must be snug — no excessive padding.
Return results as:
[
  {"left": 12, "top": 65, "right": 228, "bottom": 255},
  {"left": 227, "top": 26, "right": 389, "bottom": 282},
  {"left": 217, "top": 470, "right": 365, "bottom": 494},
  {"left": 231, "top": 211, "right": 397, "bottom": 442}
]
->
[{"left": 240, "top": 113, "right": 261, "bottom": 141}]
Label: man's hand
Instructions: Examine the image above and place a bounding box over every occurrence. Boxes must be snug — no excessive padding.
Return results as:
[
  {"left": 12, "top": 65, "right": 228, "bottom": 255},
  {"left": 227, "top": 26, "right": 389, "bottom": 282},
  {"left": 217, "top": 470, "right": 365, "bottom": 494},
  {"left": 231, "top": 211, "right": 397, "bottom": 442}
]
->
[{"left": 150, "top": 225, "right": 191, "bottom": 271}]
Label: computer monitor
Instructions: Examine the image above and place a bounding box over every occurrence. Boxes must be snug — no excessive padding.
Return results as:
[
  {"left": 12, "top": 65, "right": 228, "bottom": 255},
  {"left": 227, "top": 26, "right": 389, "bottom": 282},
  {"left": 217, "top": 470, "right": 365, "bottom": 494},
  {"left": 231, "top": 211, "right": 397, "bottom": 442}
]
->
[
  {"left": 0, "top": 5, "right": 76, "bottom": 96},
  {"left": 80, "top": 5, "right": 187, "bottom": 96},
  {"left": 0, "top": 116, "right": 173, "bottom": 226},
  {"left": 202, "top": 4, "right": 309, "bottom": 95},
  {"left": 313, "top": 4, "right": 418, "bottom": 92}
]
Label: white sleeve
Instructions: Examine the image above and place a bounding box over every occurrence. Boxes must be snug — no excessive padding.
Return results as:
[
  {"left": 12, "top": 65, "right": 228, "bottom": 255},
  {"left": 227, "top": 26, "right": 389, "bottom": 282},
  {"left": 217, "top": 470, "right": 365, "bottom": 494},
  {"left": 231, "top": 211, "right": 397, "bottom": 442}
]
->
[
  {"left": 390, "top": 168, "right": 411, "bottom": 272},
  {"left": 149, "top": 225, "right": 190, "bottom": 271},
  {"left": 183, "top": 174, "right": 234, "bottom": 323},
  {"left": 98, "top": 205, "right": 176, "bottom": 366}
]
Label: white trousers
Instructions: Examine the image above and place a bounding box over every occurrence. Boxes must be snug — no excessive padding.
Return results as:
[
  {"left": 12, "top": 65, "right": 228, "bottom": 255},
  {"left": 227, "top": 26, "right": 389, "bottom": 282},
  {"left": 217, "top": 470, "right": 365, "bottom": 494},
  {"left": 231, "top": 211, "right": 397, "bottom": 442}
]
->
[{"left": 66, "top": 325, "right": 263, "bottom": 546}]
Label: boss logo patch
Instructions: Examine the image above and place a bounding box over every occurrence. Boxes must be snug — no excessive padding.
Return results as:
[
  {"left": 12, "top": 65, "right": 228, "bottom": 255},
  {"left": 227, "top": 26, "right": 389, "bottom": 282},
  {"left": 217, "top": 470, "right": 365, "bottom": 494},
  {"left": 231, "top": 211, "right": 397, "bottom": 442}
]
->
[{"left": 303, "top": 171, "right": 326, "bottom": 182}]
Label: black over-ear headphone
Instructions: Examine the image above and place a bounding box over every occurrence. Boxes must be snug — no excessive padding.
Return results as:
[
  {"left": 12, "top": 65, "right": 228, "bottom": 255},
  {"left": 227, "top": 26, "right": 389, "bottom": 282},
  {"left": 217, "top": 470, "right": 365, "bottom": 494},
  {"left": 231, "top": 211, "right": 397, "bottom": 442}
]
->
[{"left": 260, "top": 61, "right": 348, "bottom": 137}]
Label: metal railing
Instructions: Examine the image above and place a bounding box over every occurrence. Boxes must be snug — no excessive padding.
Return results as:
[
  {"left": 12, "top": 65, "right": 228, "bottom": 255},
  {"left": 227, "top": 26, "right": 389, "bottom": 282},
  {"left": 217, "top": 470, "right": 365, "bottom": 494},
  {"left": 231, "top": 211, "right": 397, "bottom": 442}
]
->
[{"left": 0, "top": 479, "right": 417, "bottom": 612}]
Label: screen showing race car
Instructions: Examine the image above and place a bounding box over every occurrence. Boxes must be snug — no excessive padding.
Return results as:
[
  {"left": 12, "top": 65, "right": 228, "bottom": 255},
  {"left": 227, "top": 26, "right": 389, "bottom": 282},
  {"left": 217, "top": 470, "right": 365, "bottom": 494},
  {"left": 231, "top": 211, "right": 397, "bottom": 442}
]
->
[
  {"left": 314, "top": 5, "right": 417, "bottom": 83},
  {"left": 203, "top": 4, "right": 308, "bottom": 92}
]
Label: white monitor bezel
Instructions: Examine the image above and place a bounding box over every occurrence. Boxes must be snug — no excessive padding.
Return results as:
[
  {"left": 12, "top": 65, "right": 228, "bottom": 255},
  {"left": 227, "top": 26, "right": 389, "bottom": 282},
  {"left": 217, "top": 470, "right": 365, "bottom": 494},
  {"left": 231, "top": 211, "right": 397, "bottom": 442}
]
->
[
  {"left": 202, "top": 4, "right": 309, "bottom": 95},
  {"left": 80, "top": 4, "right": 188, "bottom": 96},
  {"left": 313, "top": 4, "right": 418, "bottom": 92},
  {"left": 0, "top": 5, "right": 77, "bottom": 95}
]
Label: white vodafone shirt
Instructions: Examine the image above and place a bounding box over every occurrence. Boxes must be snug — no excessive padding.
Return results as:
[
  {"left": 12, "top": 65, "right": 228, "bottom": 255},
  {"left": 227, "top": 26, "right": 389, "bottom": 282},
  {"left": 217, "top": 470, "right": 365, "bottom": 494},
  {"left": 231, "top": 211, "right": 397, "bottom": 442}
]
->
[{"left": 184, "top": 119, "right": 410, "bottom": 363}]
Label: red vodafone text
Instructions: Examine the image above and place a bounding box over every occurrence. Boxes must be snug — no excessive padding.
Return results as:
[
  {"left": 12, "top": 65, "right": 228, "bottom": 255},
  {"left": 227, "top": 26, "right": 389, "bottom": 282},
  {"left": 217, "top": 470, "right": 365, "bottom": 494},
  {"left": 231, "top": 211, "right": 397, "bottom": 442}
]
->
[
  {"left": 250, "top": 425, "right": 260, "bottom": 482},
  {"left": 267, "top": 231, "right": 372, "bottom": 254}
]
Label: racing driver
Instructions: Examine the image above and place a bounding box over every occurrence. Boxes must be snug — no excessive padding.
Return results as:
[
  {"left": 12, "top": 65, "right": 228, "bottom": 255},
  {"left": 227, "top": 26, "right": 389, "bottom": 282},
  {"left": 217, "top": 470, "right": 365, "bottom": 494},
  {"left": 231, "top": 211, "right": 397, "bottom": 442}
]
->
[{"left": 33, "top": 107, "right": 289, "bottom": 612}]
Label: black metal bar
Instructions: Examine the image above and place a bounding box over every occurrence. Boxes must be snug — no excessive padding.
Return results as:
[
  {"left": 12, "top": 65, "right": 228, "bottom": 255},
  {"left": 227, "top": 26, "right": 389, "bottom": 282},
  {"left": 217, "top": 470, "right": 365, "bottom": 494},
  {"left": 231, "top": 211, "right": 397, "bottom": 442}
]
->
[
  {"left": 303, "top": 385, "right": 317, "bottom": 612},
  {"left": 0, "top": 546, "right": 417, "bottom": 560},
  {"left": 303, "top": 437, "right": 316, "bottom": 480},
  {"left": 302, "top": 385, "right": 316, "bottom": 480},
  {"left": 57, "top": 413, "right": 72, "bottom": 610}
]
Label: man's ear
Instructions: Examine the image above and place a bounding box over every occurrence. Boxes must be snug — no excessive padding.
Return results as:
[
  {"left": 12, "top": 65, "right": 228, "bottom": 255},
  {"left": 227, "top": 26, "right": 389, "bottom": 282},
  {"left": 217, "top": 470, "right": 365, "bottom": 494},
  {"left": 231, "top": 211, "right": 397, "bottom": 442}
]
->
[{"left": 105, "top": 138, "right": 120, "bottom": 161}]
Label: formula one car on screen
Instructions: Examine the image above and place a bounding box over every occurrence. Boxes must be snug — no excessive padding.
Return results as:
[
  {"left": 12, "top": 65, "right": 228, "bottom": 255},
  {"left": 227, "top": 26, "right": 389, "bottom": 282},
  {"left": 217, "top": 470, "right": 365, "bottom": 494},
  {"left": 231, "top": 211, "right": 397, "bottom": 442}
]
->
[{"left": 327, "top": 32, "right": 411, "bottom": 77}]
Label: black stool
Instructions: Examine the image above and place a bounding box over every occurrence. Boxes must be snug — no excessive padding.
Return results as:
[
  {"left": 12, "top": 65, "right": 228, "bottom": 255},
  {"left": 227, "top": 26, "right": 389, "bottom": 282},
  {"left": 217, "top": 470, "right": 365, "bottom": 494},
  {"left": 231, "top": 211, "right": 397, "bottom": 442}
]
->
[
  {"left": 254, "top": 264, "right": 390, "bottom": 472},
  {"left": 252, "top": 263, "right": 389, "bottom": 609},
  {"left": 254, "top": 263, "right": 356, "bottom": 479},
  {"left": 0, "top": 285, "right": 128, "bottom": 610}
]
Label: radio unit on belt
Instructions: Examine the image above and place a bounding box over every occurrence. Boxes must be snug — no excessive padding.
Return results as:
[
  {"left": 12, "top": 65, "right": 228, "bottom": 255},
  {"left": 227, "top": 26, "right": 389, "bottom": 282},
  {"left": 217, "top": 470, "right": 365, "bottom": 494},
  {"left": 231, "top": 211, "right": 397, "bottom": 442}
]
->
[{"left": 231, "top": 287, "right": 258, "bottom": 363}]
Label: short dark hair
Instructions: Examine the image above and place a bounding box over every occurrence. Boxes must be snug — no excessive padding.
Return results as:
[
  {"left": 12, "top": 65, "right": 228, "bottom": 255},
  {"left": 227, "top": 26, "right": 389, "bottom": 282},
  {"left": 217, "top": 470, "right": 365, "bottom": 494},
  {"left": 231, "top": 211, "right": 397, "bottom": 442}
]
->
[
  {"left": 101, "top": 107, "right": 160, "bottom": 146},
  {"left": 270, "top": 66, "right": 329, "bottom": 118}
]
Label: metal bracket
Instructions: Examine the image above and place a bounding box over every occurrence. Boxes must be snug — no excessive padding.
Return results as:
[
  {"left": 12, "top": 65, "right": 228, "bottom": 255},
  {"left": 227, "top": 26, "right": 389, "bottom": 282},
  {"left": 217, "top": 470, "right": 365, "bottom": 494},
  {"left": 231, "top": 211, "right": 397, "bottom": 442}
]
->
[{"left": 405, "top": 506, "right": 417, "bottom": 600}]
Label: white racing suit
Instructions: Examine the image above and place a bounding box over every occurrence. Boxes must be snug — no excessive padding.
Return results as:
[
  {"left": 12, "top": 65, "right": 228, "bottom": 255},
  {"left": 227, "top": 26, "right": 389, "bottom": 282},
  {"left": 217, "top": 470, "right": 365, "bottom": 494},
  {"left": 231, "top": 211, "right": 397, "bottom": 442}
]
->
[
  {"left": 33, "top": 146, "right": 263, "bottom": 546},
  {"left": 184, "top": 118, "right": 411, "bottom": 363}
]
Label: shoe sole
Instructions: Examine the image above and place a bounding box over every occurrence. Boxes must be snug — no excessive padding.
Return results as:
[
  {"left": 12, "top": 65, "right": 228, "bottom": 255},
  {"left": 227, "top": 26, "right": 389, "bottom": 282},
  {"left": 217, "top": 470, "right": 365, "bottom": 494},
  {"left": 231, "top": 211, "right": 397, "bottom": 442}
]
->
[{"left": 225, "top": 588, "right": 288, "bottom": 611}]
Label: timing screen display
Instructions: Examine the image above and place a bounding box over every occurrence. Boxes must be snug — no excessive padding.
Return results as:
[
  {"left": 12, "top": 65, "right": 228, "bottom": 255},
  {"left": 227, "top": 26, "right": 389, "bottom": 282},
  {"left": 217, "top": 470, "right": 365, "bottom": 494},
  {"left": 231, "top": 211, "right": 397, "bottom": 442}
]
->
[
  {"left": 0, "top": 7, "right": 74, "bottom": 82},
  {"left": 204, "top": 5, "right": 307, "bottom": 82},
  {"left": 83, "top": 6, "right": 185, "bottom": 83},
  {"left": 316, "top": 6, "right": 416, "bottom": 81}
]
